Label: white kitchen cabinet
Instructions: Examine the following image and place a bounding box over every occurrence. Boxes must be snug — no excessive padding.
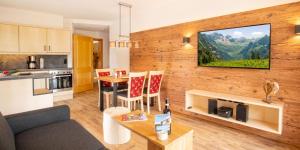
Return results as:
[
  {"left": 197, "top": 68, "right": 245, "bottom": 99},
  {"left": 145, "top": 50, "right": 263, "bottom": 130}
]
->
[
  {"left": 0, "top": 79, "right": 53, "bottom": 115},
  {"left": 19, "top": 26, "right": 48, "bottom": 53},
  {"left": 0, "top": 24, "right": 19, "bottom": 53},
  {"left": 47, "top": 29, "right": 71, "bottom": 53}
]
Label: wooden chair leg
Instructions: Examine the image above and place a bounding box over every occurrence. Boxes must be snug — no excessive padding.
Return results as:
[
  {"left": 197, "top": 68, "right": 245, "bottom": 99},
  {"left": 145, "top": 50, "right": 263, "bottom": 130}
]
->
[
  {"left": 157, "top": 95, "right": 161, "bottom": 111},
  {"left": 147, "top": 96, "right": 150, "bottom": 114},
  {"left": 121, "top": 99, "right": 124, "bottom": 107},
  {"left": 133, "top": 101, "right": 136, "bottom": 110},
  {"left": 106, "top": 94, "right": 110, "bottom": 108},
  {"left": 98, "top": 88, "right": 100, "bottom": 107},
  {"left": 128, "top": 100, "right": 131, "bottom": 111},
  {"left": 140, "top": 99, "right": 144, "bottom": 112}
]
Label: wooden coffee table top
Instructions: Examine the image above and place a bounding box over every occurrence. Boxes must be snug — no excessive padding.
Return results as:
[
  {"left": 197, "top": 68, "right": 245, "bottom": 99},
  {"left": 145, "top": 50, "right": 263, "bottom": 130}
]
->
[{"left": 113, "top": 111, "right": 193, "bottom": 147}]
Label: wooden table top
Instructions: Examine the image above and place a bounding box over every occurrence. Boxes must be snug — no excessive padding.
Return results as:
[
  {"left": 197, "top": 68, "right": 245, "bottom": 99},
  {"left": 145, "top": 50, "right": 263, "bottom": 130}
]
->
[
  {"left": 94, "top": 76, "right": 129, "bottom": 83},
  {"left": 113, "top": 111, "right": 193, "bottom": 148},
  {"left": 95, "top": 75, "right": 148, "bottom": 83}
]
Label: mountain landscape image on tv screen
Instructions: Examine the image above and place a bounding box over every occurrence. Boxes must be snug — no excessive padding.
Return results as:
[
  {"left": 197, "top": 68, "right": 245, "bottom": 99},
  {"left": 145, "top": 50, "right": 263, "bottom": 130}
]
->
[{"left": 198, "top": 24, "right": 270, "bottom": 69}]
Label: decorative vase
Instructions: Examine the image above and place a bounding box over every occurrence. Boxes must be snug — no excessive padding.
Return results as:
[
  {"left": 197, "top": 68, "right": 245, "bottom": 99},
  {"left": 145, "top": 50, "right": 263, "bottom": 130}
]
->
[{"left": 263, "top": 80, "right": 279, "bottom": 104}]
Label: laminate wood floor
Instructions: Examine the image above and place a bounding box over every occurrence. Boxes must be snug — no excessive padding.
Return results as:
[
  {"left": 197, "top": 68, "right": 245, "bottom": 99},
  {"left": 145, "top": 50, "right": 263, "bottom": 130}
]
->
[{"left": 54, "top": 88, "right": 298, "bottom": 150}]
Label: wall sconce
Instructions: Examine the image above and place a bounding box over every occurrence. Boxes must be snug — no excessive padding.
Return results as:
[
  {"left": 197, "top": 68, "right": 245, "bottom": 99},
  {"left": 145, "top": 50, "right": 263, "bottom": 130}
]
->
[
  {"left": 183, "top": 37, "right": 190, "bottom": 45},
  {"left": 296, "top": 25, "right": 300, "bottom": 34}
]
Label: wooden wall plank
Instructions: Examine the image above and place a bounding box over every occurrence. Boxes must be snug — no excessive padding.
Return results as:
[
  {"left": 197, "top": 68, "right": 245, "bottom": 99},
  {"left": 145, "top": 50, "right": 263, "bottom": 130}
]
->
[{"left": 130, "top": 2, "right": 300, "bottom": 147}]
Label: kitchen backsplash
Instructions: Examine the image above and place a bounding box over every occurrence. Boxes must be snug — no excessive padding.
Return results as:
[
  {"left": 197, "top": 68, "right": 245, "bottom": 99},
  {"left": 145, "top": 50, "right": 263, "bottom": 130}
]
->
[{"left": 0, "top": 55, "right": 68, "bottom": 70}]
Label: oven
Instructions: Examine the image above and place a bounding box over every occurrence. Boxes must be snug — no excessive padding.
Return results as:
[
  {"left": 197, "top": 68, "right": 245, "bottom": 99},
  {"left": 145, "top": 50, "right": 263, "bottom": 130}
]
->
[{"left": 49, "top": 70, "right": 72, "bottom": 92}]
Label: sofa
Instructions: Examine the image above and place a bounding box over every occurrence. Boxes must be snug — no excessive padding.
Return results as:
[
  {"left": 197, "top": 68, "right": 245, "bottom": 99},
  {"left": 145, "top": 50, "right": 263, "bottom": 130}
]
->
[{"left": 0, "top": 105, "right": 106, "bottom": 150}]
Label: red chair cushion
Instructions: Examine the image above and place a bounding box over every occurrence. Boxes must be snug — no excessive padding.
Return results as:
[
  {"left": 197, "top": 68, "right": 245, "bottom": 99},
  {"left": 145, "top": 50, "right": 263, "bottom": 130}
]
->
[
  {"left": 98, "top": 72, "right": 111, "bottom": 87},
  {"left": 149, "top": 74, "right": 162, "bottom": 94},
  {"left": 130, "top": 76, "right": 145, "bottom": 98}
]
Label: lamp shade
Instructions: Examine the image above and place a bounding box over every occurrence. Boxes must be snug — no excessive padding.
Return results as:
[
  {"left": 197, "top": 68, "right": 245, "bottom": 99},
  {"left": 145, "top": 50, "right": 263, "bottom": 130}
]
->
[{"left": 296, "top": 25, "right": 300, "bottom": 34}]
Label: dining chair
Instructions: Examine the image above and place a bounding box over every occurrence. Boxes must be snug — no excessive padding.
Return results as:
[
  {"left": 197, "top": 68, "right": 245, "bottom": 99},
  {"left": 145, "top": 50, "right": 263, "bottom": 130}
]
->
[
  {"left": 96, "top": 69, "right": 113, "bottom": 108},
  {"left": 113, "top": 68, "right": 128, "bottom": 90},
  {"left": 143, "top": 71, "right": 164, "bottom": 114},
  {"left": 117, "top": 72, "right": 147, "bottom": 111},
  {"left": 113, "top": 68, "right": 127, "bottom": 76}
]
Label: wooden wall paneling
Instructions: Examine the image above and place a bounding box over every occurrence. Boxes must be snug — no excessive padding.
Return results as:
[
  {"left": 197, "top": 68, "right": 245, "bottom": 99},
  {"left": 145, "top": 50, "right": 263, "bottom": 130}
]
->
[{"left": 130, "top": 2, "right": 300, "bottom": 147}]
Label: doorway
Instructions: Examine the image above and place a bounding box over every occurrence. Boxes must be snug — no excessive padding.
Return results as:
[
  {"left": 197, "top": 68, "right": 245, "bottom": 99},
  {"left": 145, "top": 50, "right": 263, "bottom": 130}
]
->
[{"left": 93, "top": 39, "right": 103, "bottom": 69}]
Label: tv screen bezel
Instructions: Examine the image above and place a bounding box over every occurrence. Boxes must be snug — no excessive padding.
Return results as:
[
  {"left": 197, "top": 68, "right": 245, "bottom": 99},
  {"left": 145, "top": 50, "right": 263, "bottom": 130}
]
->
[{"left": 197, "top": 23, "right": 271, "bottom": 70}]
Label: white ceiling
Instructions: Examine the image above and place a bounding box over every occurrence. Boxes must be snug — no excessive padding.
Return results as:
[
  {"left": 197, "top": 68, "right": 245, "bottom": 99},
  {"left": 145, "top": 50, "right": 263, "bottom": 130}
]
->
[
  {"left": 130, "top": 0, "right": 300, "bottom": 32},
  {"left": 0, "top": 0, "right": 299, "bottom": 32},
  {"left": 0, "top": 0, "right": 134, "bottom": 21}
]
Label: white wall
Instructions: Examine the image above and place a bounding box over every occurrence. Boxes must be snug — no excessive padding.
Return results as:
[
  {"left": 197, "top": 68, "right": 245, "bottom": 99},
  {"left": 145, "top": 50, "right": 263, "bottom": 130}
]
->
[
  {"left": 73, "top": 29, "right": 110, "bottom": 68},
  {"left": 0, "top": 6, "right": 63, "bottom": 28},
  {"left": 130, "top": 0, "right": 299, "bottom": 32},
  {"left": 109, "top": 18, "right": 130, "bottom": 71}
]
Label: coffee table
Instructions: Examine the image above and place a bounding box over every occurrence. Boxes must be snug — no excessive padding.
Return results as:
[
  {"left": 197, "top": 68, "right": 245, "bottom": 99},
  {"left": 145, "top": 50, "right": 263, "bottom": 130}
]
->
[{"left": 113, "top": 111, "right": 193, "bottom": 150}]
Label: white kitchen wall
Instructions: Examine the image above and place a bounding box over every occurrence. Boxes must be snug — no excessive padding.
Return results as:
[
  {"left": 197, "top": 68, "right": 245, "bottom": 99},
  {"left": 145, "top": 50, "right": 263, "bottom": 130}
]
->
[{"left": 0, "top": 6, "right": 63, "bottom": 28}]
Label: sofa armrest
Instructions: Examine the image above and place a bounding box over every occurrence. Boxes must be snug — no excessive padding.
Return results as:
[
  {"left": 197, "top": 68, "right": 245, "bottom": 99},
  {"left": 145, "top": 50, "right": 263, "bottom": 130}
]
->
[{"left": 4, "top": 105, "right": 70, "bottom": 135}]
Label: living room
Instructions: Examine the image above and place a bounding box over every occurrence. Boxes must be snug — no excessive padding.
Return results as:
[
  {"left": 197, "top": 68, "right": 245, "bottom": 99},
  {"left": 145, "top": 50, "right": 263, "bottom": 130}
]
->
[{"left": 0, "top": 0, "right": 300, "bottom": 150}]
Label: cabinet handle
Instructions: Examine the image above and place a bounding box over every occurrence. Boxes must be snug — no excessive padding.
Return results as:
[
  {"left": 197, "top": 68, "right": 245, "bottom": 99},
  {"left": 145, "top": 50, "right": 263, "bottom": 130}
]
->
[
  {"left": 44, "top": 45, "right": 47, "bottom": 51},
  {"left": 49, "top": 45, "right": 51, "bottom": 52}
]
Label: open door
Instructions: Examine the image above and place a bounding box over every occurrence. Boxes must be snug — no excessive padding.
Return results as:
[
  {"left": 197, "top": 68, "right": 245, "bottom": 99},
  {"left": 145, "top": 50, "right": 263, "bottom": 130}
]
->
[
  {"left": 92, "top": 39, "right": 103, "bottom": 69},
  {"left": 73, "top": 34, "right": 93, "bottom": 93}
]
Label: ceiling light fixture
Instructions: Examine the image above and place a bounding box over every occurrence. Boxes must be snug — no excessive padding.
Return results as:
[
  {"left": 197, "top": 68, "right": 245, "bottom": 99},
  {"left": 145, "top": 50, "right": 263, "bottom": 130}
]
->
[{"left": 110, "top": 2, "right": 139, "bottom": 48}]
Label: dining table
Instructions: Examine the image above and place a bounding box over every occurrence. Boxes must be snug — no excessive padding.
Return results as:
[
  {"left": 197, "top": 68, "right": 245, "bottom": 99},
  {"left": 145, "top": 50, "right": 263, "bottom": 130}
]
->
[
  {"left": 95, "top": 75, "right": 154, "bottom": 112},
  {"left": 95, "top": 76, "right": 129, "bottom": 111}
]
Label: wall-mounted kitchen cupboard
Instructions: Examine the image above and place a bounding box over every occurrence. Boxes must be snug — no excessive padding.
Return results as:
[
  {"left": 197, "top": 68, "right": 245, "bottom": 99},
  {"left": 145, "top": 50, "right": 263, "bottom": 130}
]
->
[
  {"left": 0, "top": 24, "right": 19, "bottom": 53},
  {"left": 19, "top": 26, "right": 48, "bottom": 53},
  {"left": 0, "top": 23, "right": 71, "bottom": 54},
  {"left": 47, "top": 29, "right": 71, "bottom": 53}
]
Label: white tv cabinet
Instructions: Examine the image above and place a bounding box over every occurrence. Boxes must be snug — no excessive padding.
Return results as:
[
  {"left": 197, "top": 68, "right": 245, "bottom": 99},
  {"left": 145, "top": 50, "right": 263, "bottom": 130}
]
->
[{"left": 185, "top": 90, "right": 283, "bottom": 134}]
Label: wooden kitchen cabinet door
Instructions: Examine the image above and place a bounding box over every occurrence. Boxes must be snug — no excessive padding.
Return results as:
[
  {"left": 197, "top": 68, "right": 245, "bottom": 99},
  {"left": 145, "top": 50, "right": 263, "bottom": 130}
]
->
[
  {"left": 47, "top": 29, "right": 71, "bottom": 53},
  {"left": 19, "top": 26, "right": 47, "bottom": 53},
  {"left": 0, "top": 24, "right": 19, "bottom": 53}
]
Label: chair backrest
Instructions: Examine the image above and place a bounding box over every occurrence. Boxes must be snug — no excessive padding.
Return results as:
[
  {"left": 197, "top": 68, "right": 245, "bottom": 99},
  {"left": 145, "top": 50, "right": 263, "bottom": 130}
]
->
[
  {"left": 114, "top": 68, "right": 127, "bottom": 76},
  {"left": 95, "top": 69, "right": 112, "bottom": 87},
  {"left": 147, "top": 71, "right": 164, "bottom": 94},
  {"left": 128, "top": 72, "right": 147, "bottom": 98}
]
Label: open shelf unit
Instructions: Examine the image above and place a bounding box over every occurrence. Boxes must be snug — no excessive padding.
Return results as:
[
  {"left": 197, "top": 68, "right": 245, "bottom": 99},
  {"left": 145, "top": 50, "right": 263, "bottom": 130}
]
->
[{"left": 185, "top": 90, "right": 283, "bottom": 134}]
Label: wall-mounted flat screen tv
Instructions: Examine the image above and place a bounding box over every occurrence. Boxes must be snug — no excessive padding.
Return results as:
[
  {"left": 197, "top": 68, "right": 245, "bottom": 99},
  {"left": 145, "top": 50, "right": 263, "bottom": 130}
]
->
[{"left": 198, "top": 24, "right": 271, "bottom": 69}]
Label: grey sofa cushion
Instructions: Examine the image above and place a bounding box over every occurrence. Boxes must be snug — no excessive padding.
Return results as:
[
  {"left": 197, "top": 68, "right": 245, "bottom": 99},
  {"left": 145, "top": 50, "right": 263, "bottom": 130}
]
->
[
  {"left": 0, "top": 112, "right": 16, "bottom": 150},
  {"left": 5, "top": 105, "right": 70, "bottom": 135},
  {"left": 15, "top": 120, "right": 105, "bottom": 150}
]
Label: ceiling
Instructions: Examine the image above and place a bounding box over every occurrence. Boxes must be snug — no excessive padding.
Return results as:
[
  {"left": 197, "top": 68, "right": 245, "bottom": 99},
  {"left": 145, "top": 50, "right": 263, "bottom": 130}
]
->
[
  {"left": 0, "top": 0, "right": 134, "bottom": 21},
  {"left": 0, "top": 0, "right": 299, "bottom": 32}
]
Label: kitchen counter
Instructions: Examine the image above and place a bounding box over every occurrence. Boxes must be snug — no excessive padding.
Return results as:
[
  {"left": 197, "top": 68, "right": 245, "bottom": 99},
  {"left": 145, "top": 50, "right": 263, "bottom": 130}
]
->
[
  {"left": 0, "top": 68, "right": 72, "bottom": 81},
  {"left": 16, "top": 68, "right": 73, "bottom": 72},
  {"left": 0, "top": 73, "right": 53, "bottom": 81}
]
